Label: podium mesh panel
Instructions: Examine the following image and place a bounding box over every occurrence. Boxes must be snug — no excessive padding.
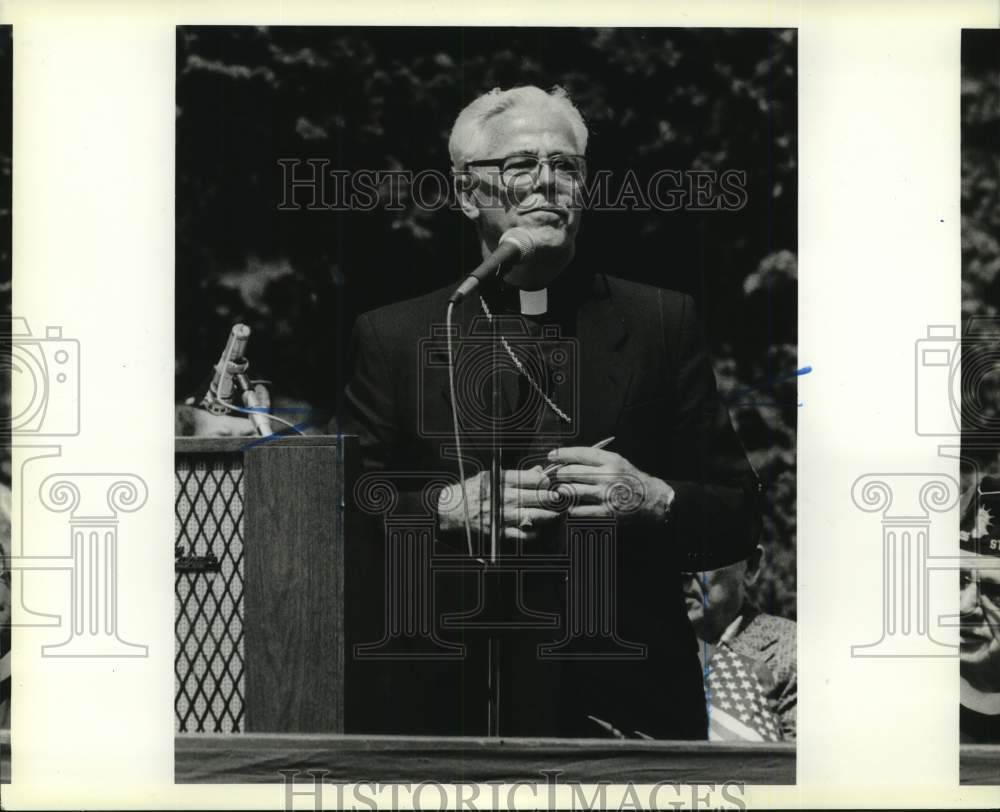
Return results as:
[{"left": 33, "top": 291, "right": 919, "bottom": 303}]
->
[{"left": 174, "top": 452, "right": 245, "bottom": 733}]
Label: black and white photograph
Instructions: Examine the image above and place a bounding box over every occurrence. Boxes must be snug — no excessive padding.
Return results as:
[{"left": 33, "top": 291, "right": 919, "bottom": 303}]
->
[
  {"left": 958, "top": 26, "right": 1000, "bottom": 782},
  {"left": 172, "top": 26, "right": 797, "bottom": 785},
  {"left": 6, "top": 0, "right": 1000, "bottom": 808}
]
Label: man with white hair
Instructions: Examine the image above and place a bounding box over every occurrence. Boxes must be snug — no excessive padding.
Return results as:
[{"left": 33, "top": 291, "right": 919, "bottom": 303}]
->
[
  {"left": 344, "top": 85, "right": 761, "bottom": 738},
  {"left": 959, "top": 475, "right": 1000, "bottom": 743}
]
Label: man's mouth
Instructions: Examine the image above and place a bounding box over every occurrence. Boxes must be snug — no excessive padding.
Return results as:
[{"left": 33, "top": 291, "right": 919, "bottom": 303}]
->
[
  {"left": 520, "top": 207, "right": 568, "bottom": 222},
  {"left": 960, "top": 630, "right": 990, "bottom": 650}
]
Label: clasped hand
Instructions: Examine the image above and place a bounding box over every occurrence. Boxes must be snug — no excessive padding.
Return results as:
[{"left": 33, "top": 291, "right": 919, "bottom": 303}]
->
[{"left": 437, "top": 447, "right": 674, "bottom": 542}]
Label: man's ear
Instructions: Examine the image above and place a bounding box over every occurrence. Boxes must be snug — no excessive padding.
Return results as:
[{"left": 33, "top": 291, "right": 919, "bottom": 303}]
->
[
  {"left": 744, "top": 544, "right": 765, "bottom": 587},
  {"left": 453, "top": 171, "right": 480, "bottom": 222}
]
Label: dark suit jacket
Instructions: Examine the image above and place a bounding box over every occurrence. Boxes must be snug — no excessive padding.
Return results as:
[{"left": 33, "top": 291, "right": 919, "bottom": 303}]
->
[{"left": 343, "top": 266, "right": 761, "bottom": 739}]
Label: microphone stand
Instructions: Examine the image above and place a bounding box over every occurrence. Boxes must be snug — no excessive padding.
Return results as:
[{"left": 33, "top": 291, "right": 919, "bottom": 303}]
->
[
  {"left": 454, "top": 255, "right": 532, "bottom": 737},
  {"left": 487, "top": 303, "right": 503, "bottom": 737}
]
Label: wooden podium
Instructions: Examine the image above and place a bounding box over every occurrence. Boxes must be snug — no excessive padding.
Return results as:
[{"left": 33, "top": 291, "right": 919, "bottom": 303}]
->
[
  {"left": 175, "top": 435, "right": 359, "bottom": 734},
  {"left": 171, "top": 434, "right": 800, "bottom": 784}
]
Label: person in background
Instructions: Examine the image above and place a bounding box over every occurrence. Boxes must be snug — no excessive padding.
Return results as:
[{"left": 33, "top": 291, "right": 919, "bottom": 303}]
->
[
  {"left": 959, "top": 475, "right": 1000, "bottom": 744},
  {"left": 683, "top": 543, "right": 796, "bottom": 741}
]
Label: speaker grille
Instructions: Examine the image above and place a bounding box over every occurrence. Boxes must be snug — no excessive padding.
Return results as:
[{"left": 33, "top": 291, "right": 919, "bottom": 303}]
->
[{"left": 174, "top": 452, "right": 246, "bottom": 733}]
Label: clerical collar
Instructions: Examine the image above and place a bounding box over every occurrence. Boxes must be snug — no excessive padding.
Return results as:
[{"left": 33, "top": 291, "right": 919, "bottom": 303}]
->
[
  {"left": 519, "top": 288, "right": 548, "bottom": 315},
  {"left": 717, "top": 611, "right": 746, "bottom": 647},
  {"left": 961, "top": 677, "right": 1000, "bottom": 715}
]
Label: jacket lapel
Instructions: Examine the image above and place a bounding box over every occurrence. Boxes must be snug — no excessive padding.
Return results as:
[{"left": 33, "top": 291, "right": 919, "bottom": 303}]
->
[{"left": 575, "top": 273, "right": 633, "bottom": 441}]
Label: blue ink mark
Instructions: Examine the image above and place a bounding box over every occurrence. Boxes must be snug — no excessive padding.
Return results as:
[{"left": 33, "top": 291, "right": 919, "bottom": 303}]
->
[
  {"left": 722, "top": 362, "right": 813, "bottom": 409},
  {"left": 698, "top": 571, "right": 713, "bottom": 729},
  {"left": 238, "top": 406, "right": 317, "bottom": 451}
]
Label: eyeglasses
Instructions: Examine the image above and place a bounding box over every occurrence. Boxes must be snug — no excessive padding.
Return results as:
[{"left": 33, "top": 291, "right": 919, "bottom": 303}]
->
[
  {"left": 961, "top": 569, "right": 1000, "bottom": 609},
  {"left": 463, "top": 153, "right": 587, "bottom": 188}
]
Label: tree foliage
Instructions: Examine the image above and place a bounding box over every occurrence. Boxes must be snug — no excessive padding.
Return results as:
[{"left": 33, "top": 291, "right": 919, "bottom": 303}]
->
[
  {"left": 961, "top": 32, "right": 1000, "bottom": 480},
  {"left": 176, "top": 26, "right": 798, "bottom": 618}
]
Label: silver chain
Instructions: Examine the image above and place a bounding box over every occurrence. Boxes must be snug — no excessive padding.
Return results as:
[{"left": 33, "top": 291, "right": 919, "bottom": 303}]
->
[{"left": 478, "top": 295, "right": 573, "bottom": 425}]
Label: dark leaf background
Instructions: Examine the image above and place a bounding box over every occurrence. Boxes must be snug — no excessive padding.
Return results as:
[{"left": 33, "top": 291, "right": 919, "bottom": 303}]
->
[
  {"left": 176, "top": 26, "right": 798, "bottom": 619},
  {"left": 962, "top": 30, "right": 1000, "bottom": 483}
]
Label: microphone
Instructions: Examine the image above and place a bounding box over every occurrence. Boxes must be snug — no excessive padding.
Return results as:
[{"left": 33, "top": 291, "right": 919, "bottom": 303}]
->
[
  {"left": 449, "top": 227, "right": 536, "bottom": 304},
  {"left": 234, "top": 371, "right": 273, "bottom": 437},
  {"left": 201, "top": 323, "right": 273, "bottom": 436},
  {"left": 203, "top": 324, "right": 251, "bottom": 413}
]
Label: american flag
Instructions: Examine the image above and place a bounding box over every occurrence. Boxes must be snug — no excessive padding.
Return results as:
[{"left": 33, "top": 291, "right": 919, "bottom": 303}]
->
[{"left": 705, "top": 643, "right": 783, "bottom": 742}]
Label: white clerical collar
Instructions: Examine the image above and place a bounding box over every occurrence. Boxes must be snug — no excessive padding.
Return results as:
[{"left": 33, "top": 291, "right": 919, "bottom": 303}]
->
[
  {"left": 519, "top": 288, "right": 548, "bottom": 315},
  {"left": 718, "top": 612, "right": 746, "bottom": 647},
  {"left": 961, "top": 677, "right": 1000, "bottom": 715}
]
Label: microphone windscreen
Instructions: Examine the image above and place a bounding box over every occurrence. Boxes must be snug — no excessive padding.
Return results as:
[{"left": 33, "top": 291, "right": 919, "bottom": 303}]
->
[{"left": 498, "top": 227, "right": 536, "bottom": 261}]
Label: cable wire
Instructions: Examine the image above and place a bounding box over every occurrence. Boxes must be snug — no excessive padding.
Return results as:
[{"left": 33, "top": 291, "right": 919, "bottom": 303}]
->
[
  {"left": 221, "top": 399, "right": 306, "bottom": 435},
  {"left": 447, "top": 301, "right": 475, "bottom": 558}
]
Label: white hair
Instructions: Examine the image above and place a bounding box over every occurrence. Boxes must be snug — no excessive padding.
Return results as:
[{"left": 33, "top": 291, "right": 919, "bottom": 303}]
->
[{"left": 448, "top": 85, "right": 588, "bottom": 170}]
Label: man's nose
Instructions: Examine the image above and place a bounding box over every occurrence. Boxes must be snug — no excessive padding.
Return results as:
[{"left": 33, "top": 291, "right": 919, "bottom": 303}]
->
[
  {"left": 961, "top": 577, "right": 982, "bottom": 616},
  {"left": 532, "top": 159, "right": 557, "bottom": 191}
]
